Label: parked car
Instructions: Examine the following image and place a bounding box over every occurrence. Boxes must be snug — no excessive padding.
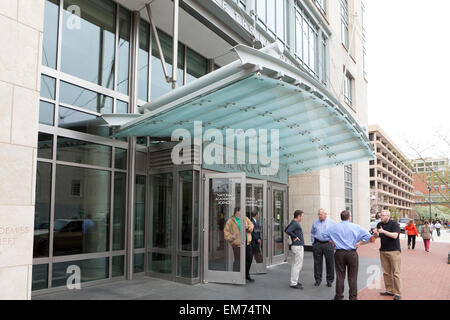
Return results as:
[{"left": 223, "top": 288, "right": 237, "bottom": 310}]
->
[
  {"left": 398, "top": 218, "right": 412, "bottom": 232},
  {"left": 369, "top": 219, "right": 381, "bottom": 232}
]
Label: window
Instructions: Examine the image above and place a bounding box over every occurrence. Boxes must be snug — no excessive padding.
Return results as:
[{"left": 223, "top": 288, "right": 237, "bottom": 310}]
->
[
  {"left": 341, "top": 0, "right": 349, "bottom": 49},
  {"left": 256, "top": 0, "right": 286, "bottom": 43},
  {"left": 314, "top": 0, "right": 326, "bottom": 15},
  {"left": 295, "top": 6, "right": 319, "bottom": 76},
  {"left": 344, "top": 72, "right": 353, "bottom": 106},
  {"left": 70, "top": 180, "right": 82, "bottom": 197},
  {"left": 344, "top": 165, "right": 353, "bottom": 214},
  {"left": 42, "top": 0, "right": 59, "bottom": 69},
  {"left": 361, "top": 0, "right": 367, "bottom": 77}
]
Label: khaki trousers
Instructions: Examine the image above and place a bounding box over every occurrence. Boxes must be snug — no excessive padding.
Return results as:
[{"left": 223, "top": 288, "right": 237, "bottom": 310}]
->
[{"left": 380, "top": 251, "right": 402, "bottom": 296}]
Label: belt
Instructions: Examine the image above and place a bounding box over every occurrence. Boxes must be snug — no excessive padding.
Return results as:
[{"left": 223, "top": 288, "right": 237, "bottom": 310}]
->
[
  {"left": 314, "top": 240, "right": 330, "bottom": 244},
  {"left": 335, "top": 249, "right": 356, "bottom": 252}
]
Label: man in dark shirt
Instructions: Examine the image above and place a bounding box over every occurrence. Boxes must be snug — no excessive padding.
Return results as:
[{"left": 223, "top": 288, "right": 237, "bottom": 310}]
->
[
  {"left": 372, "top": 210, "right": 402, "bottom": 300},
  {"left": 285, "top": 210, "right": 305, "bottom": 289}
]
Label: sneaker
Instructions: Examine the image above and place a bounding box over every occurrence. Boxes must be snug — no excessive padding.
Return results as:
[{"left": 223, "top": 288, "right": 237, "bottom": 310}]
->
[
  {"left": 380, "top": 292, "right": 395, "bottom": 296},
  {"left": 393, "top": 296, "right": 402, "bottom": 300},
  {"left": 326, "top": 282, "right": 333, "bottom": 287},
  {"left": 290, "top": 284, "right": 304, "bottom": 289}
]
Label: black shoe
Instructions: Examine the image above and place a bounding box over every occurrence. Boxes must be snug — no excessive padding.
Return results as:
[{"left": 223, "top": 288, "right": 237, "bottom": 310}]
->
[
  {"left": 393, "top": 296, "right": 402, "bottom": 300},
  {"left": 246, "top": 276, "right": 255, "bottom": 282},
  {"left": 314, "top": 280, "right": 321, "bottom": 286},
  {"left": 290, "top": 284, "right": 304, "bottom": 289},
  {"left": 333, "top": 295, "right": 343, "bottom": 300},
  {"left": 380, "top": 292, "right": 395, "bottom": 296},
  {"left": 326, "top": 282, "right": 333, "bottom": 287}
]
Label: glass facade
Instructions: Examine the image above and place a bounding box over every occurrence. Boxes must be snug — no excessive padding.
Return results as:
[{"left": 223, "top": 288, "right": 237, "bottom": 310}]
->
[
  {"left": 345, "top": 165, "right": 353, "bottom": 214},
  {"left": 295, "top": 5, "right": 319, "bottom": 76}
]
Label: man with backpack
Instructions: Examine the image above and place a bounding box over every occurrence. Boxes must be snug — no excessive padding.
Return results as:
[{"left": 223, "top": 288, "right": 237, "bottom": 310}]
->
[{"left": 285, "top": 210, "right": 305, "bottom": 289}]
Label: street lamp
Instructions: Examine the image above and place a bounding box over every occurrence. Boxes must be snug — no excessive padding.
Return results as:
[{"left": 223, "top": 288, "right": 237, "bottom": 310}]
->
[{"left": 370, "top": 194, "right": 379, "bottom": 219}]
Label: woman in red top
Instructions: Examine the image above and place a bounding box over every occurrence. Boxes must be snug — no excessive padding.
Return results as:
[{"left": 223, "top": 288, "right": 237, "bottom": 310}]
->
[{"left": 405, "top": 220, "right": 418, "bottom": 250}]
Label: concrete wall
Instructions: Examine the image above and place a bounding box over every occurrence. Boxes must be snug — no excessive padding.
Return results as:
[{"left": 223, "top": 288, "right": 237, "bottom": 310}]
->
[{"left": 0, "top": 0, "right": 45, "bottom": 300}]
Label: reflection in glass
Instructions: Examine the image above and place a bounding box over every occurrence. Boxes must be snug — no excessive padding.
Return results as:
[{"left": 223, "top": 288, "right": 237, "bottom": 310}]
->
[
  {"left": 52, "top": 258, "right": 109, "bottom": 287},
  {"left": 112, "top": 256, "right": 124, "bottom": 277},
  {"left": 177, "top": 256, "right": 198, "bottom": 278},
  {"left": 34, "top": 162, "right": 52, "bottom": 258},
  {"left": 193, "top": 171, "right": 200, "bottom": 251},
  {"left": 134, "top": 253, "right": 144, "bottom": 273},
  {"left": 39, "top": 101, "right": 55, "bottom": 126},
  {"left": 179, "top": 171, "right": 193, "bottom": 251},
  {"left": 59, "top": 81, "right": 113, "bottom": 114},
  {"left": 32, "top": 264, "right": 48, "bottom": 291},
  {"left": 57, "top": 136, "right": 111, "bottom": 168},
  {"left": 138, "top": 21, "right": 149, "bottom": 102},
  {"left": 151, "top": 29, "right": 184, "bottom": 100},
  {"left": 37, "top": 133, "right": 53, "bottom": 159},
  {"left": 246, "top": 184, "right": 264, "bottom": 265},
  {"left": 115, "top": 148, "right": 127, "bottom": 170},
  {"left": 186, "top": 48, "right": 207, "bottom": 84},
  {"left": 113, "top": 172, "right": 126, "bottom": 250},
  {"left": 118, "top": 7, "right": 131, "bottom": 95},
  {"left": 208, "top": 178, "right": 241, "bottom": 272},
  {"left": 42, "top": 0, "right": 59, "bottom": 69},
  {"left": 149, "top": 253, "right": 171, "bottom": 274},
  {"left": 150, "top": 173, "right": 173, "bottom": 249},
  {"left": 53, "top": 165, "right": 110, "bottom": 256},
  {"left": 58, "top": 106, "right": 110, "bottom": 137},
  {"left": 273, "top": 189, "right": 285, "bottom": 256},
  {"left": 116, "top": 100, "right": 128, "bottom": 114},
  {"left": 40, "top": 75, "right": 56, "bottom": 100},
  {"left": 61, "top": 0, "right": 116, "bottom": 89},
  {"left": 134, "top": 175, "right": 146, "bottom": 249}
]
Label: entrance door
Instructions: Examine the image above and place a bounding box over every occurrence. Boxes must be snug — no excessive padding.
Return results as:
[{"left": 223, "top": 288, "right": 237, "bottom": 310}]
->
[
  {"left": 269, "top": 186, "right": 288, "bottom": 265},
  {"left": 203, "top": 173, "right": 246, "bottom": 284},
  {"left": 246, "top": 179, "right": 267, "bottom": 274}
]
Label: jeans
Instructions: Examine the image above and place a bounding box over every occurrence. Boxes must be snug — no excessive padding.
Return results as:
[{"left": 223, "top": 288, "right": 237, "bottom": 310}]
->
[{"left": 232, "top": 245, "right": 253, "bottom": 278}]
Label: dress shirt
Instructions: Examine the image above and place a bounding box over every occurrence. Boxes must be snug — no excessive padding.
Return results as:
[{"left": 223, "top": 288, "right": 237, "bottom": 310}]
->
[
  {"left": 322, "top": 221, "right": 371, "bottom": 250},
  {"left": 311, "top": 218, "right": 335, "bottom": 243}
]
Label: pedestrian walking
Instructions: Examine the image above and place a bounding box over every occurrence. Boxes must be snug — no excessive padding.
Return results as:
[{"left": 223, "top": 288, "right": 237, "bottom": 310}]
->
[
  {"left": 322, "top": 210, "right": 372, "bottom": 300},
  {"left": 285, "top": 210, "right": 305, "bottom": 289},
  {"left": 435, "top": 221, "right": 442, "bottom": 237},
  {"left": 404, "top": 220, "right": 418, "bottom": 250},
  {"left": 223, "top": 207, "right": 255, "bottom": 282},
  {"left": 250, "top": 211, "right": 263, "bottom": 264},
  {"left": 420, "top": 221, "right": 432, "bottom": 252},
  {"left": 372, "top": 210, "right": 402, "bottom": 300},
  {"left": 311, "top": 208, "right": 336, "bottom": 287}
]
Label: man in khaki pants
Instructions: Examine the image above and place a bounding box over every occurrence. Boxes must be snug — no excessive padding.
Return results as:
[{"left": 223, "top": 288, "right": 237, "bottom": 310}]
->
[{"left": 372, "top": 210, "right": 402, "bottom": 300}]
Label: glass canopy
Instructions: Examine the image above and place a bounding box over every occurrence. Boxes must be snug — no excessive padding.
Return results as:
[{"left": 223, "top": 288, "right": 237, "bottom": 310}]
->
[{"left": 113, "top": 43, "right": 374, "bottom": 176}]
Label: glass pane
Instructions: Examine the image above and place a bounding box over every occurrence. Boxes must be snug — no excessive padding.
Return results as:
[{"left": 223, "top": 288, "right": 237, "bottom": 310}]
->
[
  {"left": 116, "top": 100, "right": 128, "bottom": 114},
  {"left": 276, "top": 1, "right": 285, "bottom": 41},
  {"left": 151, "top": 29, "right": 184, "bottom": 100},
  {"left": 246, "top": 184, "right": 264, "bottom": 266},
  {"left": 179, "top": 171, "right": 193, "bottom": 251},
  {"left": 208, "top": 178, "right": 242, "bottom": 272},
  {"left": 138, "top": 20, "right": 149, "bottom": 102},
  {"left": 58, "top": 106, "right": 110, "bottom": 137},
  {"left": 51, "top": 258, "right": 109, "bottom": 287},
  {"left": 34, "top": 162, "right": 52, "bottom": 258},
  {"left": 32, "top": 264, "right": 48, "bottom": 291},
  {"left": 273, "top": 189, "right": 284, "bottom": 256},
  {"left": 118, "top": 7, "right": 131, "bottom": 95},
  {"left": 256, "top": 0, "right": 266, "bottom": 23},
  {"left": 59, "top": 81, "right": 113, "bottom": 114},
  {"left": 112, "top": 256, "right": 124, "bottom": 277},
  {"left": 37, "top": 133, "right": 53, "bottom": 159},
  {"left": 267, "top": 0, "right": 276, "bottom": 32},
  {"left": 134, "top": 253, "right": 144, "bottom": 273},
  {"left": 39, "top": 101, "right": 55, "bottom": 126},
  {"left": 42, "top": 0, "right": 59, "bottom": 69},
  {"left": 193, "top": 171, "right": 199, "bottom": 251},
  {"left": 114, "top": 148, "right": 127, "bottom": 170},
  {"left": 150, "top": 173, "right": 173, "bottom": 249},
  {"left": 40, "top": 75, "right": 56, "bottom": 100},
  {"left": 149, "top": 253, "right": 171, "bottom": 274},
  {"left": 113, "top": 172, "right": 126, "bottom": 250},
  {"left": 61, "top": 0, "right": 116, "bottom": 89},
  {"left": 186, "top": 48, "right": 207, "bottom": 84},
  {"left": 135, "top": 151, "right": 147, "bottom": 173},
  {"left": 57, "top": 136, "right": 112, "bottom": 168},
  {"left": 177, "top": 256, "right": 198, "bottom": 278},
  {"left": 53, "top": 165, "right": 110, "bottom": 256},
  {"left": 134, "top": 175, "right": 146, "bottom": 248}
]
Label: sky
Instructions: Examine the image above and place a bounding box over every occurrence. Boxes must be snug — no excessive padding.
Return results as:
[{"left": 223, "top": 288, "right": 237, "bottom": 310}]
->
[{"left": 365, "top": 0, "right": 450, "bottom": 160}]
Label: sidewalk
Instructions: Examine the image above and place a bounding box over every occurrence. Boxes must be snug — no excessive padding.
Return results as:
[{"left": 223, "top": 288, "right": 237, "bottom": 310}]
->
[{"left": 358, "top": 230, "right": 450, "bottom": 300}]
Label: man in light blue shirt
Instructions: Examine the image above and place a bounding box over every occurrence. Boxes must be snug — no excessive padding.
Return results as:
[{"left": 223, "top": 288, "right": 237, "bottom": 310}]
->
[
  {"left": 322, "top": 210, "right": 372, "bottom": 300},
  {"left": 311, "top": 209, "right": 336, "bottom": 287}
]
